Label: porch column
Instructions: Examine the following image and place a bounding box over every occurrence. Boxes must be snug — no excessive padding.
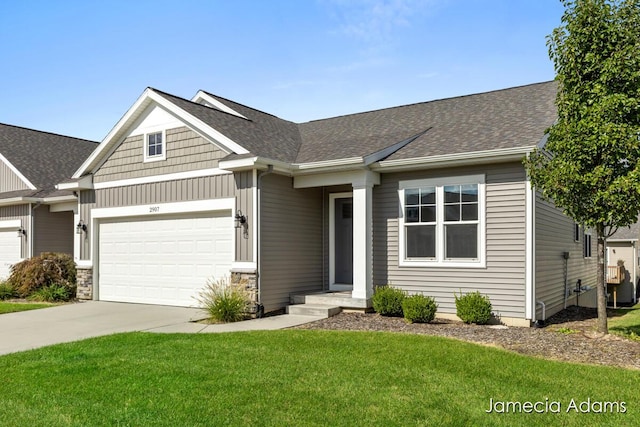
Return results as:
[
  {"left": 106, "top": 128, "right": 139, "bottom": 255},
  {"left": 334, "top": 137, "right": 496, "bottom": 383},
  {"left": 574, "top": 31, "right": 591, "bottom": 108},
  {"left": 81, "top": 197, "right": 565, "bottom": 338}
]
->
[{"left": 352, "top": 179, "right": 374, "bottom": 300}]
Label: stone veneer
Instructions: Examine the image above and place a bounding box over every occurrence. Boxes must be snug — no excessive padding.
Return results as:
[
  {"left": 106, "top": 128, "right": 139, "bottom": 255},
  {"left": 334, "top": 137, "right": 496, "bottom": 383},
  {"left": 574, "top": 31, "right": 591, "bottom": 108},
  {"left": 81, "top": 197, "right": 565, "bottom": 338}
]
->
[
  {"left": 76, "top": 267, "right": 93, "bottom": 300},
  {"left": 231, "top": 270, "right": 259, "bottom": 315}
]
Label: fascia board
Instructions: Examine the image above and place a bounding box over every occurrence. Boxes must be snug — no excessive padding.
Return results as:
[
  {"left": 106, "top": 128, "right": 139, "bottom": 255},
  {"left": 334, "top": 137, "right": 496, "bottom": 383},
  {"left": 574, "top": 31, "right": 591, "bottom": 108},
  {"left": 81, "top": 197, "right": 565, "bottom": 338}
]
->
[
  {"left": 56, "top": 175, "right": 94, "bottom": 191},
  {"left": 0, "top": 197, "right": 40, "bottom": 207},
  {"left": 0, "top": 152, "right": 37, "bottom": 190},
  {"left": 373, "top": 146, "right": 535, "bottom": 172}
]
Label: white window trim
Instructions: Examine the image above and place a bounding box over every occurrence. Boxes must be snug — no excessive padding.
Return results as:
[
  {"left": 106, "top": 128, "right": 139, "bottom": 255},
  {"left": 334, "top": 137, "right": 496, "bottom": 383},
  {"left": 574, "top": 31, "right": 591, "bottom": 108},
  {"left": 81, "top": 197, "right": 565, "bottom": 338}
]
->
[
  {"left": 143, "top": 129, "right": 167, "bottom": 163},
  {"left": 398, "top": 175, "right": 486, "bottom": 268}
]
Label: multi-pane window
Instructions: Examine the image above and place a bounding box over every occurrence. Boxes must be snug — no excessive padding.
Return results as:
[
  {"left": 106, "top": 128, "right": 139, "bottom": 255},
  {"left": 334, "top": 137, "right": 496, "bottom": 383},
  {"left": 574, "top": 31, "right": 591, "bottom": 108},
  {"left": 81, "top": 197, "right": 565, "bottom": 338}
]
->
[
  {"left": 443, "top": 184, "right": 478, "bottom": 259},
  {"left": 147, "top": 132, "right": 163, "bottom": 158},
  {"left": 584, "top": 232, "right": 592, "bottom": 258},
  {"left": 400, "top": 176, "right": 484, "bottom": 266},
  {"left": 404, "top": 187, "right": 436, "bottom": 258}
]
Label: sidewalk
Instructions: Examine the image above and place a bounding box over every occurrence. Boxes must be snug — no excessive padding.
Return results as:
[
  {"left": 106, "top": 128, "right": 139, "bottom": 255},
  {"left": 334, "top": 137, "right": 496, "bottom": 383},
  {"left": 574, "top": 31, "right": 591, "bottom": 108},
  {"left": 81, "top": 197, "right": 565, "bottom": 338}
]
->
[{"left": 147, "top": 313, "right": 324, "bottom": 333}]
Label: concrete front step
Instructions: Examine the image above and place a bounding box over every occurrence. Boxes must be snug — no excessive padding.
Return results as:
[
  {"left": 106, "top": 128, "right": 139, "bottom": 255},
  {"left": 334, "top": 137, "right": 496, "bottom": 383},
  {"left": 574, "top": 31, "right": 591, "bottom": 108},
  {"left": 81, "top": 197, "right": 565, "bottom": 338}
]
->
[
  {"left": 286, "top": 304, "right": 342, "bottom": 318},
  {"left": 291, "top": 292, "right": 371, "bottom": 309}
]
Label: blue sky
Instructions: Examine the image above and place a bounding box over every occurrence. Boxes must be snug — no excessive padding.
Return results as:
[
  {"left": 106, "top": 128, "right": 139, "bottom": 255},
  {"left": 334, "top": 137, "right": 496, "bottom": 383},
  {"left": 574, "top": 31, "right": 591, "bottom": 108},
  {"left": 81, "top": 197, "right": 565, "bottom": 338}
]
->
[{"left": 0, "top": 0, "right": 565, "bottom": 142}]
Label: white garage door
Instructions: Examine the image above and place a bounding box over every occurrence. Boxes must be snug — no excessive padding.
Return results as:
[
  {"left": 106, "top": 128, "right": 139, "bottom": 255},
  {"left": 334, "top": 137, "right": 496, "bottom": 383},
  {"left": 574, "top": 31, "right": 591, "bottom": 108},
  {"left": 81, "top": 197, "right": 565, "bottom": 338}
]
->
[
  {"left": 98, "top": 212, "right": 233, "bottom": 306},
  {"left": 0, "top": 230, "right": 21, "bottom": 280}
]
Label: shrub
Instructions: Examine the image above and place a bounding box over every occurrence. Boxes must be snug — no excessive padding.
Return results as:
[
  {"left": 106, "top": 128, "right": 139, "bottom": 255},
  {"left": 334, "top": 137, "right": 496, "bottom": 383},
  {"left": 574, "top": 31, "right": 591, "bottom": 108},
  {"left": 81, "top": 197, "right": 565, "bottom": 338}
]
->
[
  {"left": 402, "top": 294, "right": 437, "bottom": 324},
  {"left": 27, "top": 284, "right": 73, "bottom": 302},
  {"left": 455, "top": 291, "right": 492, "bottom": 325},
  {"left": 372, "top": 285, "right": 406, "bottom": 317},
  {"left": 197, "top": 277, "right": 251, "bottom": 323},
  {"left": 8, "top": 252, "right": 76, "bottom": 300},
  {"left": 0, "top": 282, "right": 16, "bottom": 300}
]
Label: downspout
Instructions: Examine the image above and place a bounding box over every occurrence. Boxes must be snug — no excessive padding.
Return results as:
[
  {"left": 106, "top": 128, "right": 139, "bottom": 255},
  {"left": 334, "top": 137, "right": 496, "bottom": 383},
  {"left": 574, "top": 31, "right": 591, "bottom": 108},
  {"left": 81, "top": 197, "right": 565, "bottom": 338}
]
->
[
  {"left": 535, "top": 300, "right": 546, "bottom": 327},
  {"left": 563, "top": 251, "right": 570, "bottom": 309},
  {"left": 30, "top": 202, "right": 42, "bottom": 258},
  {"left": 256, "top": 165, "right": 274, "bottom": 317}
]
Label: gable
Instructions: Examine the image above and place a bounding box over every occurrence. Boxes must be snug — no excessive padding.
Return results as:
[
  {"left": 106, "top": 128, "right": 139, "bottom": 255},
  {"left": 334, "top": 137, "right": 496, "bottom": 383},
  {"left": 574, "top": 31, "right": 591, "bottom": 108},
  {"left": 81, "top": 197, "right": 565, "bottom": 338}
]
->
[
  {"left": 93, "top": 105, "right": 230, "bottom": 184},
  {"left": 0, "top": 155, "right": 32, "bottom": 193}
]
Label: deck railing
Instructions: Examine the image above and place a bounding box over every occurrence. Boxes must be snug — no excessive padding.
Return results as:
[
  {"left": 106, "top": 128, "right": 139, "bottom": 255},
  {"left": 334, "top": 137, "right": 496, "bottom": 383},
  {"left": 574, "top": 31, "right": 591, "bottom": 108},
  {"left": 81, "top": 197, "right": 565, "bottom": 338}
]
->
[{"left": 607, "top": 265, "right": 623, "bottom": 285}]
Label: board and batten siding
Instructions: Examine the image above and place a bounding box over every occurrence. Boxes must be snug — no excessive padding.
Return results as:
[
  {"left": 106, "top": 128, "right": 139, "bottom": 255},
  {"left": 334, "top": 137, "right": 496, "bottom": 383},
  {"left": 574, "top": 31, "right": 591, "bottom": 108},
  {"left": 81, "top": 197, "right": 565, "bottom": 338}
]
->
[
  {"left": 93, "top": 127, "right": 228, "bottom": 183},
  {"left": 79, "top": 172, "right": 253, "bottom": 262},
  {"left": 0, "top": 204, "right": 30, "bottom": 258},
  {"left": 33, "top": 208, "right": 73, "bottom": 255},
  {"left": 534, "top": 194, "right": 597, "bottom": 319},
  {"left": 0, "top": 161, "right": 29, "bottom": 193},
  {"left": 260, "top": 174, "right": 323, "bottom": 312},
  {"left": 373, "top": 162, "right": 528, "bottom": 319}
]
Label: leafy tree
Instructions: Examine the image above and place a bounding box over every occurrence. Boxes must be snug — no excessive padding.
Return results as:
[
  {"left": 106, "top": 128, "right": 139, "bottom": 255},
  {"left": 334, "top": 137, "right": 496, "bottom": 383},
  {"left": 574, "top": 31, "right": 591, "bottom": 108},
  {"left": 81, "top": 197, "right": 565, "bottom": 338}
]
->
[{"left": 525, "top": 0, "right": 640, "bottom": 333}]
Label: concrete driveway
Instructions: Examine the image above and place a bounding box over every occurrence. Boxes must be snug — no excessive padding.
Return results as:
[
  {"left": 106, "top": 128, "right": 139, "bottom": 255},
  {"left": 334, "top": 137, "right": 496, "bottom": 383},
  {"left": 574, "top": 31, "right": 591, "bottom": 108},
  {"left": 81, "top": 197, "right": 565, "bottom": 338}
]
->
[{"left": 0, "top": 301, "right": 205, "bottom": 356}]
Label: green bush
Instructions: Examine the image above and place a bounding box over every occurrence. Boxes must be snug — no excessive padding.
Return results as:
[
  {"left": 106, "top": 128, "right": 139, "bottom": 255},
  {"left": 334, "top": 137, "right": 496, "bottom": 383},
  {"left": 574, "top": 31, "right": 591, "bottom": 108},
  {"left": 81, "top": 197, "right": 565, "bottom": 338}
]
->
[
  {"left": 455, "top": 291, "right": 493, "bottom": 324},
  {"left": 197, "top": 277, "right": 251, "bottom": 323},
  {"left": 402, "top": 294, "right": 437, "bottom": 323},
  {"left": 28, "top": 284, "right": 73, "bottom": 302},
  {"left": 0, "top": 282, "right": 16, "bottom": 300},
  {"left": 8, "top": 253, "right": 76, "bottom": 301},
  {"left": 372, "top": 285, "right": 406, "bottom": 317}
]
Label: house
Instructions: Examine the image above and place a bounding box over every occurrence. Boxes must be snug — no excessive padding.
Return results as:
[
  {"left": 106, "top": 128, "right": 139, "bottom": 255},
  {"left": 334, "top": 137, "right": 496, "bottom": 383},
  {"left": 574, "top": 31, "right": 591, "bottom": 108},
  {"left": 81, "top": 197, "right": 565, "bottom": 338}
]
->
[
  {"left": 59, "top": 81, "right": 597, "bottom": 326},
  {"left": 0, "top": 124, "right": 98, "bottom": 279},
  {"left": 606, "top": 222, "right": 640, "bottom": 306}
]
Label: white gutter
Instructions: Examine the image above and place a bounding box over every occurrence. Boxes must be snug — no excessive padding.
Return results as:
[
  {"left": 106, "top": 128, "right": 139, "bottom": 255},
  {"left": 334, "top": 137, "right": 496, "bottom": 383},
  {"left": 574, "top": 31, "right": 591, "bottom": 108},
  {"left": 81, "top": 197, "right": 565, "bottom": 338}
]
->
[{"left": 374, "top": 146, "right": 535, "bottom": 172}]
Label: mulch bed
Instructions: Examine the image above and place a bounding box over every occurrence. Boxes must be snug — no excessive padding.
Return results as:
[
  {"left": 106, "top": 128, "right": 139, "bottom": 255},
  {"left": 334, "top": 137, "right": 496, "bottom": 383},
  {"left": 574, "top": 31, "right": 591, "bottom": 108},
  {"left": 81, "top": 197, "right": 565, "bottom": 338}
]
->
[{"left": 295, "top": 307, "right": 640, "bottom": 370}]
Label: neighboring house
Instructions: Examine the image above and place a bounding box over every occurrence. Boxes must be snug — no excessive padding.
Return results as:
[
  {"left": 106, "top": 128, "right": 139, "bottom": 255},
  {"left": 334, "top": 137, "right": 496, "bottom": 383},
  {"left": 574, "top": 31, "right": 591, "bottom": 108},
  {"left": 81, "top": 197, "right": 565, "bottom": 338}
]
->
[
  {"left": 0, "top": 124, "right": 98, "bottom": 279},
  {"left": 606, "top": 221, "right": 640, "bottom": 306},
  {"left": 59, "top": 81, "right": 597, "bottom": 326}
]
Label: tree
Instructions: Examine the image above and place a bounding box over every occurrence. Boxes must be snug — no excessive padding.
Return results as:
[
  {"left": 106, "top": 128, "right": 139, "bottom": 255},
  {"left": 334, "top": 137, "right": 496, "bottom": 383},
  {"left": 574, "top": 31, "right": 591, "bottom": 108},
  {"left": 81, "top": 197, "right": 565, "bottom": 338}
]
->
[{"left": 525, "top": 0, "right": 640, "bottom": 334}]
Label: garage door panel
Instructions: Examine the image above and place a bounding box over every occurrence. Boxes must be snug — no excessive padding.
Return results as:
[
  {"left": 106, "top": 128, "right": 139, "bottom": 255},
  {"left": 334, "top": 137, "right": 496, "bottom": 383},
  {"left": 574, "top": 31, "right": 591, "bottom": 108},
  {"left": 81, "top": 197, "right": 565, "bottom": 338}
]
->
[
  {"left": 99, "top": 213, "right": 232, "bottom": 306},
  {"left": 0, "top": 230, "right": 21, "bottom": 280}
]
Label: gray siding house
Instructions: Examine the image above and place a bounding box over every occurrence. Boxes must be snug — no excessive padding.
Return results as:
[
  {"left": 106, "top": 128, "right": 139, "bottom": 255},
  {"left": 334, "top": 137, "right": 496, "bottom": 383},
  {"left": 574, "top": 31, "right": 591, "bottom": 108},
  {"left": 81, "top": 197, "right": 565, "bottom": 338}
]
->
[
  {"left": 61, "top": 81, "right": 597, "bottom": 326},
  {"left": 0, "top": 124, "right": 98, "bottom": 279}
]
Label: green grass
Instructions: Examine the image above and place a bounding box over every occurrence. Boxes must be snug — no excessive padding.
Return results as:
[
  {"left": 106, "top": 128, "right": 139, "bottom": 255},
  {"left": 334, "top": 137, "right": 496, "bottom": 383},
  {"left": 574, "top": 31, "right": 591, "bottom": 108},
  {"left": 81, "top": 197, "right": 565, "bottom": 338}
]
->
[
  {"left": 0, "top": 301, "right": 54, "bottom": 314},
  {"left": 610, "top": 303, "right": 640, "bottom": 340},
  {"left": 0, "top": 331, "right": 637, "bottom": 426}
]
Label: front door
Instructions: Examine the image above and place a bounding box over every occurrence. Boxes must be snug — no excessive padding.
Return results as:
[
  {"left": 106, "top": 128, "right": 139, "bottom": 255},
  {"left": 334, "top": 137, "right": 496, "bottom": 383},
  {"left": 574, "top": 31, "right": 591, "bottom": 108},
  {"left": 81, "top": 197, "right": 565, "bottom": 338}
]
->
[{"left": 332, "top": 195, "right": 353, "bottom": 289}]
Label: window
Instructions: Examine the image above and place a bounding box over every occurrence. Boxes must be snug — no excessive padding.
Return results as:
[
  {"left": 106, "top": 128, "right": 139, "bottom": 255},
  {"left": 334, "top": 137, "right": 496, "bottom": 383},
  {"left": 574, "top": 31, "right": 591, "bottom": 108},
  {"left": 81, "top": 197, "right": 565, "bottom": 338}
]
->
[
  {"left": 399, "top": 175, "right": 485, "bottom": 267},
  {"left": 144, "top": 131, "right": 166, "bottom": 162},
  {"left": 583, "top": 232, "right": 592, "bottom": 258},
  {"left": 574, "top": 223, "right": 580, "bottom": 242}
]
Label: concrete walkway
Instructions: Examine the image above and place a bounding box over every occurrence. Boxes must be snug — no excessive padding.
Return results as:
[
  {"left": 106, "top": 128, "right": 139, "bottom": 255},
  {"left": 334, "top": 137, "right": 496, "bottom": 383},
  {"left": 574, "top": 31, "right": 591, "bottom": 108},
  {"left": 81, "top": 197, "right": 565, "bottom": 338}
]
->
[{"left": 0, "top": 301, "right": 322, "bottom": 355}]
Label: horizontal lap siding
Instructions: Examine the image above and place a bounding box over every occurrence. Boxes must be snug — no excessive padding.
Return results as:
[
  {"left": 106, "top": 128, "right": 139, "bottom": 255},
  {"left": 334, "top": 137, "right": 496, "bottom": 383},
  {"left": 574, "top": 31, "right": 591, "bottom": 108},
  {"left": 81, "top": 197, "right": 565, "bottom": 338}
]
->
[
  {"left": 260, "top": 174, "right": 323, "bottom": 312},
  {"left": 535, "top": 195, "right": 596, "bottom": 319},
  {"left": 0, "top": 205, "right": 29, "bottom": 258},
  {"left": 79, "top": 172, "right": 253, "bottom": 262},
  {"left": 93, "top": 127, "right": 227, "bottom": 183},
  {"left": 373, "top": 163, "right": 527, "bottom": 318},
  {"left": 0, "top": 162, "right": 29, "bottom": 192}
]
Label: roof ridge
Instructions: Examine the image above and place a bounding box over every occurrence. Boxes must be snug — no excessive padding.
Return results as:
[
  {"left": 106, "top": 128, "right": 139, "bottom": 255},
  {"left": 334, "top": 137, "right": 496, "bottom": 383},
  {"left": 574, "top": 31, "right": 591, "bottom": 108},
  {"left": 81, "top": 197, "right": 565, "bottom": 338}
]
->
[
  {"left": 0, "top": 122, "right": 99, "bottom": 144},
  {"left": 301, "top": 80, "right": 556, "bottom": 125}
]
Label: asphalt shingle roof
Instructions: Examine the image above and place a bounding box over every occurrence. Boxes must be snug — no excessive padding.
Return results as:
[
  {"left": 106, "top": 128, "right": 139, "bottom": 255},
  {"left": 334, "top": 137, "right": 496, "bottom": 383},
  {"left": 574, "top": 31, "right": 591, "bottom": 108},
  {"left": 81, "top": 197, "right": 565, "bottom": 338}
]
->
[
  {"left": 152, "top": 89, "right": 302, "bottom": 163},
  {"left": 0, "top": 123, "right": 98, "bottom": 198},
  {"left": 297, "top": 81, "right": 557, "bottom": 163},
  {"left": 163, "top": 81, "right": 557, "bottom": 165}
]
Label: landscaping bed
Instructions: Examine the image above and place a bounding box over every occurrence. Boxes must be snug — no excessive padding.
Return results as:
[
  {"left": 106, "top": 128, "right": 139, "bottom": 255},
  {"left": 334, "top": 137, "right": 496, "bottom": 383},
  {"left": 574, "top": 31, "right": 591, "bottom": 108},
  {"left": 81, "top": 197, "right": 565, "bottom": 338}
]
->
[{"left": 295, "top": 307, "right": 640, "bottom": 370}]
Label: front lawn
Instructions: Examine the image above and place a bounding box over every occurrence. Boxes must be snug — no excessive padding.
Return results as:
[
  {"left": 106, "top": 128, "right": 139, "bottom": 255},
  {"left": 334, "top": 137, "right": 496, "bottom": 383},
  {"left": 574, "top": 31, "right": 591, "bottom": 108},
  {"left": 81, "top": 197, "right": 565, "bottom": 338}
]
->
[
  {"left": 610, "top": 303, "right": 640, "bottom": 340},
  {"left": 0, "top": 331, "right": 636, "bottom": 426},
  {"left": 0, "top": 301, "right": 54, "bottom": 314}
]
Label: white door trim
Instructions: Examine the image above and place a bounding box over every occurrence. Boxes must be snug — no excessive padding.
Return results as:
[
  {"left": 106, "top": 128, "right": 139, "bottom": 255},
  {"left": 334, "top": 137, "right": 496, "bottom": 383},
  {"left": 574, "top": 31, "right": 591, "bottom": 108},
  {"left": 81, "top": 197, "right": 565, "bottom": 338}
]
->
[{"left": 329, "top": 192, "right": 353, "bottom": 291}]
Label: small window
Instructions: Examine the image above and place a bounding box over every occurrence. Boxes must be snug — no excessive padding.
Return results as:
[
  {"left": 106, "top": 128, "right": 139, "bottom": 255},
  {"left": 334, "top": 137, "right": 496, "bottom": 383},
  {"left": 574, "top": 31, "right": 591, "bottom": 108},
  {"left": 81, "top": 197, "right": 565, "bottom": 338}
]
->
[
  {"left": 574, "top": 223, "right": 580, "bottom": 242},
  {"left": 144, "top": 131, "right": 166, "bottom": 162},
  {"left": 583, "top": 232, "right": 592, "bottom": 258}
]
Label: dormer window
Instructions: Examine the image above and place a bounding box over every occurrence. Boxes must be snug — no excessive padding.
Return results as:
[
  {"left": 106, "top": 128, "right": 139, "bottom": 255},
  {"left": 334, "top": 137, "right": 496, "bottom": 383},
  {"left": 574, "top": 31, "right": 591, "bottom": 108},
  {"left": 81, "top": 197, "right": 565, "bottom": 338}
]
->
[{"left": 144, "top": 131, "right": 166, "bottom": 162}]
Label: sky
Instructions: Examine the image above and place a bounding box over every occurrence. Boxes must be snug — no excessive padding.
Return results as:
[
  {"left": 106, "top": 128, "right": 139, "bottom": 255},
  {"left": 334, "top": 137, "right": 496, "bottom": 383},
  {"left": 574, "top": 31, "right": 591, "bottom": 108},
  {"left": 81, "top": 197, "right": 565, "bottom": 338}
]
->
[{"left": 0, "top": 0, "right": 566, "bottom": 142}]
